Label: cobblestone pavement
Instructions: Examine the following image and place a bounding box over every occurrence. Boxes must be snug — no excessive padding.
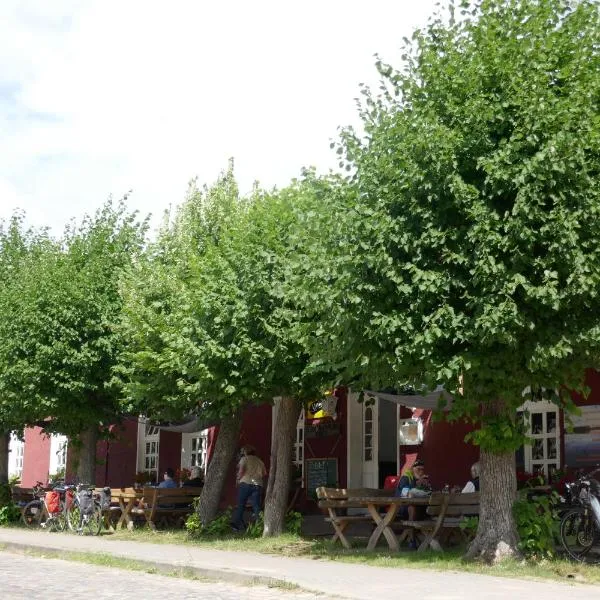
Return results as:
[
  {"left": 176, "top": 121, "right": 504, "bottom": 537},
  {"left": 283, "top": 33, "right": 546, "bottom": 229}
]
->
[{"left": 0, "top": 551, "right": 324, "bottom": 600}]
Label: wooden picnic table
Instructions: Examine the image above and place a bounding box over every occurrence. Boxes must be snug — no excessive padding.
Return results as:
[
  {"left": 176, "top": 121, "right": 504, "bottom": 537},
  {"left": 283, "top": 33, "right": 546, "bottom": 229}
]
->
[
  {"left": 319, "top": 494, "right": 430, "bottom": 551},
  {"left": 108, "top": 488, "right": 143, "bottom": 530}
]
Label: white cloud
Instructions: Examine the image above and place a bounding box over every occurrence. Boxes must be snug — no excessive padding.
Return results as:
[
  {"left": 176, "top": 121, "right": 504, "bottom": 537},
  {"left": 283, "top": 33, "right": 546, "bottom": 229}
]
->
[{"left": 0, "top": 0, "right": 438, "bottom": 234}]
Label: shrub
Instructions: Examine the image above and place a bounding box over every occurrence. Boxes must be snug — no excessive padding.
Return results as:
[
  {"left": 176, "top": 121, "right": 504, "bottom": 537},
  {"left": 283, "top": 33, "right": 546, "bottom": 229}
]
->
[
  {"left": 513, "top": 489, "right": 560, "bottom": 558},
  {"left": 0, "top": 483, "right": 21, "bottom": 525},
  {"left": 185, "top": 502, "right": 233, "bottom": 537}
]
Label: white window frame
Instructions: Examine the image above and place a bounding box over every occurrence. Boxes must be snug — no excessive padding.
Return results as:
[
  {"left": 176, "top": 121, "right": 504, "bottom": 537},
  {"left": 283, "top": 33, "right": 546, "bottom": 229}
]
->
[
  {"left": 363, "top": 404, "right": 375, "bottom": 463},
  {"left": 293, "top": 408, "right": 305, "bottom": 486},
  {"left": 187, "top": 430, "right": 209, "bottom": 473},
  {"left": 519, "top": 398, "right": 560, "bottom": 480},
  {"left": 49, "top": 434, "right": 68, "bottom": 478},
  {"left": 137, "top": 418, "right": 160, "bottom": 479},
  {"left": 8, "top": 434, "right": 24, "bottom": 479}
]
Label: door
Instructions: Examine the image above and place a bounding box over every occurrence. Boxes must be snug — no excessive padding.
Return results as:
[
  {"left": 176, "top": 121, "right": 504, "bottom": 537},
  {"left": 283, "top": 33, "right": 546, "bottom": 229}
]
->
[{"left": 361, "top": 398, "right": 379, "bottom": 488}]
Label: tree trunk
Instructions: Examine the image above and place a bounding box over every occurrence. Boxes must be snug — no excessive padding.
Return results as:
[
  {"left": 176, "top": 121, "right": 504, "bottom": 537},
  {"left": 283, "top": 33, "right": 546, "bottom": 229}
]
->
[
  {"left": 464, "top": 447, "right": 521, "bottom": 563},
  {"left": 263, "top": 396, "right": 301, "bottom": 537},
  {"left": 0, "top": 432, "right": 9, "bottom": 485},
  {"left": 75, "top": 427, "right": 98, "bottom": 485},
  {"left": 198, "top": 411, "right": 242, "bottom": 526}
]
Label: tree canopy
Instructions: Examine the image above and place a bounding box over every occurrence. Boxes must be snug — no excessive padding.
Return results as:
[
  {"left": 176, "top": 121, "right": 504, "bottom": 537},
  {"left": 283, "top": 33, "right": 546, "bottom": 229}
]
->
[
  {"left": 0, "top": 201, "right": 146, "bottom": 438},
  {"left": 287, "top": 0, "right": 600, "bottom": 560}
]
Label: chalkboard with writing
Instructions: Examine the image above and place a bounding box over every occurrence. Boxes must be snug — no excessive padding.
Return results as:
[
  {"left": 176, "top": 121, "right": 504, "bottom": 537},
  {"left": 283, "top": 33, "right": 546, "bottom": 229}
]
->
[{"left": 306, "top": 458, "right": 338, "bottom": 499}]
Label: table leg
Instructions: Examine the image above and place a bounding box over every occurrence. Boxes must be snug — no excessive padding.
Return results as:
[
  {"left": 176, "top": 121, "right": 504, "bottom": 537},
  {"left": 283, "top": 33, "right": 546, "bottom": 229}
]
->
[
  {"left": 116, "top": 498, "right": 135, "bottom": 530},
  {"left": 366, "top": 504, "right": 399, "bottom": 551},
  {"left": 328, "top": 508, "right": 352, "bottom": 549}
]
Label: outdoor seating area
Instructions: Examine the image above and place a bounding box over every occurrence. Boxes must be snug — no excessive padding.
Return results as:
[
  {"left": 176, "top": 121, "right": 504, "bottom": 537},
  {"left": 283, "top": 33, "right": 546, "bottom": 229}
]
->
[
  {"left": 11, "top": 485, "right": 204, "bottom": 533},
  {"left": 317, "top": 486, "right": 480, "bottom": 552}
]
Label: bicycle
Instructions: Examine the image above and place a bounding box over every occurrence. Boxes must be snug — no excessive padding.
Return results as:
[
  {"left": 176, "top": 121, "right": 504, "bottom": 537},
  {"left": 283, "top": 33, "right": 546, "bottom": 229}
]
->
[
  {"left": 559, "top": 468, "right": 600, "bottom": 564},
  {"left": 66, "top": 484, "right": 107, "bottom": 536},
  {"left": 21, "top": 482, "right": 70, "bottom": 532}
]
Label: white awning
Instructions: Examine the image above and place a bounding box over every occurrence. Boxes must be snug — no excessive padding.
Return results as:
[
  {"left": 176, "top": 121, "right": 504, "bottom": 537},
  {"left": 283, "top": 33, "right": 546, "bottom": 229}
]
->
[
  {"left": 147, "top": 416, "right": 218, "bottom": 433},
  {"left": 364, "top": 386, "right": 453, "bottom": 411}
]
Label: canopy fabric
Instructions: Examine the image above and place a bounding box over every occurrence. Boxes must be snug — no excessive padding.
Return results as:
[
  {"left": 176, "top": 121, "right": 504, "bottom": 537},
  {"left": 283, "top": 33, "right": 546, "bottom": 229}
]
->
[
  {"left": 364, "top": 386, "right": 453, "bottom": 411},
  {"left": 146, "top": 415, "right": 218, "bottom": 433}
]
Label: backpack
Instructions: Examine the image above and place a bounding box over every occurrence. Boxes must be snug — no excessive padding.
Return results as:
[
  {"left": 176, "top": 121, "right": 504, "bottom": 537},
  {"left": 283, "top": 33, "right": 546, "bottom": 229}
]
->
[
  {"left": 78, "top": 489, "right": 95, "bottom": 517},
  {"left": 97, "top": 487, "right": 111, "bottom": 510},
  {"left": 45, "top": 491, "right": 61, "bottom": 514}
]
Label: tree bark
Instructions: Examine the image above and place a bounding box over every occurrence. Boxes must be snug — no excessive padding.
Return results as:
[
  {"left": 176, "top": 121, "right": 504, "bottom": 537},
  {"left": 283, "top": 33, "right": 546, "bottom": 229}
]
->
[
  {"left": 198, "top": 411, "right": 242, "bottom": 526},
  {"left": 263, "top": 396, "right": 301, "bottom": 537},
  {"left": 464, "top": 447, "right": 521, "bottom": 563},
  {"left": 75, "top": 427, "right": 99, "bottom": 485},
  {"left": 0, "top": 432, "right": 9, "bottom": 485}
]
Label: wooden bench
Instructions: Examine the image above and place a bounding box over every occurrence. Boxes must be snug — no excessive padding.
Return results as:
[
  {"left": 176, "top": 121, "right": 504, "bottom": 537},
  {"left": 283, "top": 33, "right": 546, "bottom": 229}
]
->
[
  {"left": 133, "top": 486, "right": 203, "bottom": 530},
  {"left": 11, "top": 486, "right": 37, "bottom": 512},
  {"left": 316, "top": 487, "right": 391, "bottom": 549},
  {"left": 396, "top": 491, "right": 480, "bottom": 552}
]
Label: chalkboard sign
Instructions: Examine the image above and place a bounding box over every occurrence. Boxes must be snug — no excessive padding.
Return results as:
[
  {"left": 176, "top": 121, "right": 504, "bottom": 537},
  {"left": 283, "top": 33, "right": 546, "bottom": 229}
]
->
[{"left": 306, "top": 458, "right": 338, "bottom": 499}]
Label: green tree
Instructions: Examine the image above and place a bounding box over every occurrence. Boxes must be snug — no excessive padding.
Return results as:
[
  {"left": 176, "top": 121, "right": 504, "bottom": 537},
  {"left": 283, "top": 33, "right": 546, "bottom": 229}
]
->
[
  {"left": 291, "top": 0, "right": 600, "bottom": 561},
  {"left": 0, "top": 201, "right": 146, "bottom": 483},
  {"left": 0, "top": 213, "right": 51, "bottom": 482},
  {"left": 118, "top": 164, "right": 325, "bottom": 534}
]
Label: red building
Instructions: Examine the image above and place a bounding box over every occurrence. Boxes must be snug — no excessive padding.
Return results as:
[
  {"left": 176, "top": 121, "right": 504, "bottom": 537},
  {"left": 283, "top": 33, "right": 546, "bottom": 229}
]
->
[{"left": 12, "top": 372, "right": 600, "bottom": 510}]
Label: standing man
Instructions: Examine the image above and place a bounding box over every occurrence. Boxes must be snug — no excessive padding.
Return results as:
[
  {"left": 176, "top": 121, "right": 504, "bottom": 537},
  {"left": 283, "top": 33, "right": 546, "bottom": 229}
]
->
[{"left": 231, "top": 445, "right": 266, "bottom": 531}]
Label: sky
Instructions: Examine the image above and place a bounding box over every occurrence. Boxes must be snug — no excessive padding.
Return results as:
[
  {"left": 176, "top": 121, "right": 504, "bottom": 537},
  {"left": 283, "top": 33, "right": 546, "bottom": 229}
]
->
[{"left": 0, "top": 0, "right": 439, "bottom": 235}]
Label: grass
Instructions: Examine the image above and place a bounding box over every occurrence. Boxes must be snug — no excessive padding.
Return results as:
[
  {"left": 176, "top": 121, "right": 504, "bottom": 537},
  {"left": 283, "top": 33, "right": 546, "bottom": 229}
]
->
[
  {"left": 5, "top": 522, "right": 600, "bottom": 587},
  {"left": 104, "top": 527, "right": 600, "bottom": 586}
]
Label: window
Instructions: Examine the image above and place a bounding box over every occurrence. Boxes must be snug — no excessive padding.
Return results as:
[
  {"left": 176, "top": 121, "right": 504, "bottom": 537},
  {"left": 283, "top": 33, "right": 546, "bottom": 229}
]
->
[
  {"left": 49, "top": 434, "right": 68, "bottom": 478},
  {"left": 138, "top": 420, "right": 160, "bottom": 479},
  {"left": 190, "top": 431, "right": 209, "bottom": 472},
  {"left": 293, "top": 409, "right": 305, "bottom": 484},
  {"left": 520, "top": 399, "right": 560, "bottom": 480},
  {"left": 8, "top": 435, "right": 24, "bottom": 479},
  {"left": 56, "top": 440, "right": 67, "bottom": 470},
  {"left": 363, "top": 406, "right": 374, "bottom": 462}
]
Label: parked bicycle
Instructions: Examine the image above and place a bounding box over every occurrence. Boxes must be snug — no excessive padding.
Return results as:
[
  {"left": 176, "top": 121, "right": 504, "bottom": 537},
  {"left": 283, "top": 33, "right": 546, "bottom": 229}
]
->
[
  {"left": 559, "top": 468, "right": 600, "bottom": 563},
  {"left": 66, "top": 484, "right": 108, "bottom": 536},
  {"left": 21, "top": 481, "right": 72, "bottom": 531}
]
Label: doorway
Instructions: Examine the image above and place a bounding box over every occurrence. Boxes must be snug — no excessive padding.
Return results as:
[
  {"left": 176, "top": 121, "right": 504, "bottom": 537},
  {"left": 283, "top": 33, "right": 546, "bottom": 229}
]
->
[{"left": 347, "top": 393, "right": 399, "bottom": 489}]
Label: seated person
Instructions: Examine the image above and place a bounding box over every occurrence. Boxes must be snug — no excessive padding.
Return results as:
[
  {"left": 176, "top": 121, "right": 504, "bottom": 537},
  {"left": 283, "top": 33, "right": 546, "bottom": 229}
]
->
[
  {"left": 183, "top": 466, "right": 204, "bottom": 488},
  {"left": 461, "top": 462, "right": 480, "bottom": 493},
  {"left": 158, "top": 467, "right": 178, "bottom": 489},
  {"left": 395, "top": 459, "right": 430, "bottom": 523}
]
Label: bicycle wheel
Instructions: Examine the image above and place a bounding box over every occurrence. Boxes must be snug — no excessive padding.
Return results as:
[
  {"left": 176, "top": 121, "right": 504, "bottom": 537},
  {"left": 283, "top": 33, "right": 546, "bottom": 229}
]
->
[
  {"left": 67, "top": 501, "right": 82, "bottom": 532},
  {"left": 560, "top": 507, "right": 600, "bottom": 564},
  {"left": 80, "top": 506, "right": 103, "bottom": 536},
  {"left": 22, "top": 500, "right": 43, "bottom": 528}
]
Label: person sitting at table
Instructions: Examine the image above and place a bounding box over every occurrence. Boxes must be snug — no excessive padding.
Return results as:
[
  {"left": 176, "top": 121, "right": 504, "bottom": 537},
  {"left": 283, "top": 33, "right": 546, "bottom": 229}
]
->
[
  {"left": 158, "top": 467, "right": 178, "bottom": 489},
  {"left": 395, "top": 458, "right": 430, "bottom": 537},
  {"left": 183, "top": 466, "right": 204, "bottom": 488},
  {"left": 395, "top": 459, "right": 430, "bottom": 499},
  {"left": 461, "top": 462, "right": 480, "bottom": 493}
]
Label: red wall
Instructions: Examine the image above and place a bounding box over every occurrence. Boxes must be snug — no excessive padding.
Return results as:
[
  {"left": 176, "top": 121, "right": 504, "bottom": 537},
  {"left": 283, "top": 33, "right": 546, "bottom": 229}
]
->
[
  {"left": 399, "top": 408, "right": 479, "bottom": 491},
  {"left": 218, "top": 403, "right": 273, "bottom": 508},
  {"left": 95, "top": 418, "right": 139, "bottom": 487},
  {"left": 21, "top": 427, "right": 51, "bottom": 487},
  {"left": 158, "top": 430, "right": 183, "bottom": 485}
]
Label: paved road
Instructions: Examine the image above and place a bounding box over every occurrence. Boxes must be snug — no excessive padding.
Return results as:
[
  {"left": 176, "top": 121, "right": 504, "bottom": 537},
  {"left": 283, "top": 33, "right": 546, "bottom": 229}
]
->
[{"left": 0, "top": 551, "right": 323, "bottom": 600}]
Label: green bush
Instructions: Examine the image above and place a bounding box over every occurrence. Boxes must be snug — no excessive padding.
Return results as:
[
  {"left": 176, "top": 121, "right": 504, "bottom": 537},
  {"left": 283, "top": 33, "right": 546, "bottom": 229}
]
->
[
  {"left": 0, "top": 483, "right": 21, "bottom": 525},
  {"left": 185, "top": 505, "right": 303, "bottom": 538},
  {"left": 513, "top": 490, "right": 559, "bottom": 558},
  {"left": 0, "top": 503, "right": 21, "bottom": 525},
  {"left": 185, "top": 505, "right": 233, "bottom": 537}
]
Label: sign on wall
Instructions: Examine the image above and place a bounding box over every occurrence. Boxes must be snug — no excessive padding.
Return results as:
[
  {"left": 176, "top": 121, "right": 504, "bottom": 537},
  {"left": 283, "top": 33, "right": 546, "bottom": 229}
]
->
[
  {"left": 305, "top": 458, "right": 338, "bottom": 499},
  {"left": 565, "top": 405, "right": 600, "bottom": 468}
]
